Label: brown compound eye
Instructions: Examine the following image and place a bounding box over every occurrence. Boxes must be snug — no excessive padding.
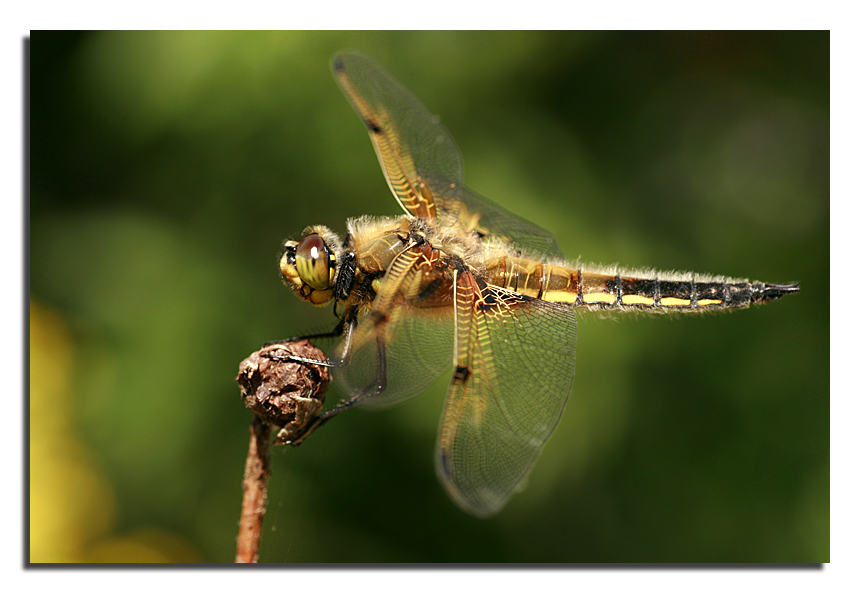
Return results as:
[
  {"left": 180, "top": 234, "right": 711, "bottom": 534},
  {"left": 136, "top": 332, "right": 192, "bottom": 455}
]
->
[{"left": 295, "top": 233, "right": 333, "bottom": 290}]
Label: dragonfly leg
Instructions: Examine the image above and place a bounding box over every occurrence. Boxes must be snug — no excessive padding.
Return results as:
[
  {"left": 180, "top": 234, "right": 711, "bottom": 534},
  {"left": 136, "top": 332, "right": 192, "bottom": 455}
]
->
[
  {"left": 282, "top": 414, "right": 327, "bottom": 446},
  {"left": 261, "top": 319, "right": 349, "bottom": 366},
  {"left": 277, "top": 322, "right": 389, "bottom": 445},
  {"left": 324, "top": 333, "right": 388, "bottom": 414},
  {"left": 261, "top": 318, "right": 346, "bottom": 349},
  {"left": 264, "top": 350, "right": 337, "bottom": 367}
]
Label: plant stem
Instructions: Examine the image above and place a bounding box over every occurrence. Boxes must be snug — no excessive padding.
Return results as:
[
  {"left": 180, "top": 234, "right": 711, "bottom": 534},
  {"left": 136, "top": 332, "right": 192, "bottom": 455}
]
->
[{"left": 235, "top": 415, "right": 272, "bottom": 563}]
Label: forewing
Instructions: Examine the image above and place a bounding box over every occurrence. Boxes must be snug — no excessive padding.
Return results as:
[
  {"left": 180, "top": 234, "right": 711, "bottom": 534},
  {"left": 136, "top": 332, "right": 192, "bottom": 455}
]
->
[
  {"left": 333, "top": 52, "right": 564, "bottom": 260},
  {"left": 436, "top": 274, "right": 577, "bottom": 517},
  {"left": 333, "top": 52, "right": 463, "bottom": 221},
  {"left": 333, "top": 244, "right": 455, "bottom": 408},
  {"left": 432, "top": 182, "right": 565, "bottom": 260}
]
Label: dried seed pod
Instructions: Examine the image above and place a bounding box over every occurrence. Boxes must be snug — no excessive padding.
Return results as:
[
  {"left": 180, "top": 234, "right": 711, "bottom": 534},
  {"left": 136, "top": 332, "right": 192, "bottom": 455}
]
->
[{"left": 237, "top": 340, "right": 330, "bottom": 444}]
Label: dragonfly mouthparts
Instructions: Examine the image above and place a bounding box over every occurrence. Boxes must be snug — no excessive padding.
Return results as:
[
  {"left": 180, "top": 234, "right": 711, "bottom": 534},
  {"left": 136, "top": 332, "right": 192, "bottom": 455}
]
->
[{"left": 751, "top": 282, "right": 801, "bottom": 304}]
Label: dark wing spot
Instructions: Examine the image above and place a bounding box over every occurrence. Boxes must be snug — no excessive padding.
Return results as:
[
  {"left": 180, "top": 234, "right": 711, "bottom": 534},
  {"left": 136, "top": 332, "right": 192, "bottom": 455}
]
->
[
  {"left": 452, "top": 365, "right": 471, "bottom": 386},
  {"left": 363, "top": 118, "right": 382, "bottom": 133},
  {"left": 438, "top": 451, "right": 452, "bottom": 477}
]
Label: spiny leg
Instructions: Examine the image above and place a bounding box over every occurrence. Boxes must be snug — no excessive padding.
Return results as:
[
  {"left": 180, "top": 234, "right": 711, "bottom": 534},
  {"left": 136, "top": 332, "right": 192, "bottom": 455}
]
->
[{"left": 278, "top": 324, "right": 390, "bottom": 445}]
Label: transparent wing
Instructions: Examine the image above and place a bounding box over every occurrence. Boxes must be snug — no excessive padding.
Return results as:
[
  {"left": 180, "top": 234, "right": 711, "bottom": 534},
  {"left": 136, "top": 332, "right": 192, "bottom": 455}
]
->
[
  {"left": 334, "top": 304, "right": 454, "bottom": 409},
  {"left": 333, "top": 52, "right": 564, "bottom": 260},
  {"left": 436, "top": 273, "right": 577, "bottom": 517},
  {"left": 332, "top": 244, "right": 455, "bottom": 408},
  {"left": 333, "top": 52, "right": 459, "bottom": 222},
  {"left": 433, "top": 182, "right": 565, "bottom": 260}
]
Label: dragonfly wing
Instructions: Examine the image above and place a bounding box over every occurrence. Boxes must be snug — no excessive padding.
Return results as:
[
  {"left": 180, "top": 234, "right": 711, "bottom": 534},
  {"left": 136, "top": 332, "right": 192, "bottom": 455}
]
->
[
  {"left": 333, "top": 244, "right": 455, "bottom": 408},
  {"left": 334, "top": 304, "right": 454, "bottom": 409},
  {"left": 436, "top": 272, "right": 577, "bottom": 517},
  {"left": 333, "top": 52, "right": 462, "bottom": 221},
  {"left": 431, "top": 181, "right": 565, "bottom": 260},
  {"left": 333, "top": 52, "right": 564, "bottom": 260}
]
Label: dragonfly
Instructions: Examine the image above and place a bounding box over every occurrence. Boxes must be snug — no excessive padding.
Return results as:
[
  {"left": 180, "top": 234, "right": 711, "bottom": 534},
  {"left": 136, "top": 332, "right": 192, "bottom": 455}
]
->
[{"left": 274, "top": 52, "right": 799, "bottom": 517}]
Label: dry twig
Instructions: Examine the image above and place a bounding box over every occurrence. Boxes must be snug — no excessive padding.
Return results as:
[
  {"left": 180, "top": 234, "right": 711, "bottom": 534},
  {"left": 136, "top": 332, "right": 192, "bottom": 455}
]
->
[{"left": 234, "top": 341, "right": 330, "bottom": 563}]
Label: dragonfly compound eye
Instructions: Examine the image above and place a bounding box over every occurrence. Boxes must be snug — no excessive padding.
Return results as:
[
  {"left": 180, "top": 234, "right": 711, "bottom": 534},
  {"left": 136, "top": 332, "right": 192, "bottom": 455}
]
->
[{"left": 295, "top": 233, "right": 335, "bottom": 291}]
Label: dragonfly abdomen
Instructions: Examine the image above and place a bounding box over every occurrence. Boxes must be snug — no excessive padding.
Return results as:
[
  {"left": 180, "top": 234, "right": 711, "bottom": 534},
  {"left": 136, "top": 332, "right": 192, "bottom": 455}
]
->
[{"left": 484, "top": 256, "right": 799, "bottom": 312}]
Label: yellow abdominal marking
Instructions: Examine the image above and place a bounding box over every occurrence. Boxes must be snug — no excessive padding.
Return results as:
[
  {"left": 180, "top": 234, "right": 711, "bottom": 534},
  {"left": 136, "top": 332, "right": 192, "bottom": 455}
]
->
[
  {"left": 542, "top": 290, "right": 579, "bottom": 303},
  {"left": 583, "top": 293, "right": 616, "bottom": 304},
  {"left": 698, "top": 299, "right": 722, "bottom": 306},
  {"left": 661, "top": 297, "right": 691, "bottom": 306},
  {"left": 620, "top": 294, "right": 655, "bottom": 306}
]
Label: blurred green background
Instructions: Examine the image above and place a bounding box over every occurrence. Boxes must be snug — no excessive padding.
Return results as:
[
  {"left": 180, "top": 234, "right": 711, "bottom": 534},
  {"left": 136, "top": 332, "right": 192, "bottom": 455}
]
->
[{"left": 29, "top": 31, "right": 828, "bottom": 563}]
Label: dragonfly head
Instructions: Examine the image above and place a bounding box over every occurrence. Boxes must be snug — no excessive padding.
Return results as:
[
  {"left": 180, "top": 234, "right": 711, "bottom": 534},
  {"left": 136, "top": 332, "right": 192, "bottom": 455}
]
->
[{"left": 279, "top": 226, "right": 340, "bottom": 306}]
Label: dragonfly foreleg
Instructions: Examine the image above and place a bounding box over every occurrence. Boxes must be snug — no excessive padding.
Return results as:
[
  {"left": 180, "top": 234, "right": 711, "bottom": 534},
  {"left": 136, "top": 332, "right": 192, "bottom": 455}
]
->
[
  {"left": 273, "top": 319, "right": 389, "bottom": 445},
  {"left": 261, "top": 318, "right": 346, "bottom": 349},
  {"left": 318, "top": 333, "right": 388, "bottom": 421},
  {"left": 261, "top": 318, "right": 350, "bottom": 366},
  {"left": 281, "top": 336, "right": 385, "bottom": 446},
  {"left": 264, "top": 350, "right": 337, "bottom": 367}
]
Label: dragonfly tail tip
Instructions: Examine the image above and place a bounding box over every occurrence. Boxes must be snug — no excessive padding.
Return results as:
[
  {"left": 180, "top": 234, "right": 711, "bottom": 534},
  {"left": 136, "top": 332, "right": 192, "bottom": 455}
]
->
[{"left": 752, "top": 282, "right": 800, "bottom": 304}]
